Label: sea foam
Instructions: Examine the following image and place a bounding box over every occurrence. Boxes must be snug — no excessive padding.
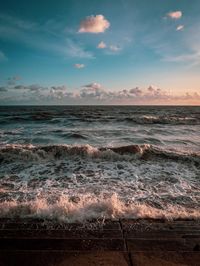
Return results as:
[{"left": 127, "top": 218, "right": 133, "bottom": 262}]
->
[{"left": 0, "top": 143, "right": 199, "bottom": 221}]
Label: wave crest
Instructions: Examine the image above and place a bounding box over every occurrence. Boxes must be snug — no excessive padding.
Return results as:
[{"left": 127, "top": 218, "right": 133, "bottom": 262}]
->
[
  {"left": 0, "top": 193, "right": 199, "bottom": 222},
  {"left": 0, "top": 143, "right": 199, "bottom": 164},
  {"left": 124, "top": 115, "right": 200, "bottom": 125}
]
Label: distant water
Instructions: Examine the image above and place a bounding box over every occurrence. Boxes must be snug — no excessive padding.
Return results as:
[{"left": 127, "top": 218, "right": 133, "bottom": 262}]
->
[{"left": 0, "top": 106, "right": 200, "bottom": 221}]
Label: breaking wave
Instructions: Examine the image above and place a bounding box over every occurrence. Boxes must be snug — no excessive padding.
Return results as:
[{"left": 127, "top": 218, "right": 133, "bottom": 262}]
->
[
  {"left": 1, "top": 112, "right": 200, "bottom": 125},
  {"left": 1, "top": 106, "right": 200, "bottom": 222},
  {"left": 0, "top": 143, "right": 200, "bottom": 221},
  {"left": 0, "top": 143, "right": 199, "bottom": 164},
  {"left": 0, "top": 194, "right": 199, "bottom": 222},
  {"left": 124, "top": 115, "right": 200, "bottom": 125}
]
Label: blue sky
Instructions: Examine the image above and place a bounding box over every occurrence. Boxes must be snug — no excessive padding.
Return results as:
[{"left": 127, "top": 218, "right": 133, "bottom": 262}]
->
[{"left": 0, "top": 0, "right": 200, "bottom": 104}]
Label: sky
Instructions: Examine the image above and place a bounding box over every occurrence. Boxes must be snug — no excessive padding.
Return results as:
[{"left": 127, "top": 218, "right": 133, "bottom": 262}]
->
[{"left": 0, "top": 0, "right": 200, "bottom": 105}]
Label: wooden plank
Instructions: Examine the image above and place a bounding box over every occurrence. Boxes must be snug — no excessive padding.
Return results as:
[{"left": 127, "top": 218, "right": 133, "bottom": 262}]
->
[
  {"left": 0, "top": 238, "right": 126, "bottom": 251},
  {"left": 185, "top": 238, "right": 200, "bottom": 251},
  {"left": 131, "top": 251, "right": 200, "bottom": 266},
  {"left": 124, "top": 230, "right": 200, "bottom": 239},
  {"left": 0, "top": 229, "right": 123, "bottom": 239},
  {"left": 127, "top": 238, "right": 188, "bottom": 251},
  {"left": 0, "top": 251, "right": 131, "bottom": 266}
]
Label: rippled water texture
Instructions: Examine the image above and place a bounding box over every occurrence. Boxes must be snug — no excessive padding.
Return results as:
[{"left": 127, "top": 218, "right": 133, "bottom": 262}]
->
[{"left": 0, "top": 106, "right": 200, "bottom": 221}]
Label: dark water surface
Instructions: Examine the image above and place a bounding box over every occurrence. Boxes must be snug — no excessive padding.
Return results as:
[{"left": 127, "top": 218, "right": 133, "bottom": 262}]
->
[{"left": 0, "top": 106, "right": 200, "bottom": 221}]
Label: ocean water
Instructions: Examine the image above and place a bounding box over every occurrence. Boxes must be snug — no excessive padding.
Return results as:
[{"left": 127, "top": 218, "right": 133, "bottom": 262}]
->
[{"left": 0, "top": 105, "right": 200, "bottom": 222}]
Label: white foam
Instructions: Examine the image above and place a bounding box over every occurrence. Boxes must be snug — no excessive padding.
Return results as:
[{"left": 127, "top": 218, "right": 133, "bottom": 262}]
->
[
  {"left": 0, "top": 193, "right": 199, "bottom": 222},
  {"left": 0, "top": 143, "right": 199, "bottom": 221}
]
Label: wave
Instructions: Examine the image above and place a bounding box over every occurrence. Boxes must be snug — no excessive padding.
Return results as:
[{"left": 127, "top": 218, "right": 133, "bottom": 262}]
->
[
  {"left": 0, "top": 193, "right": 199, "bottom": 222},
  {"left": 1, "top": 142, "right": 199, "bottom": 222},
  {"left": 1, "top": 113, "right": 199, "bottom": 125},
  {"left": 62, "top": 133, "right": 87, "bottom": 139},
  {"left": 0, "top": 143, "right": 199, "bottom": 164},
  {"left": 123, "top": 115, "right": 200, "bottom": 125}
]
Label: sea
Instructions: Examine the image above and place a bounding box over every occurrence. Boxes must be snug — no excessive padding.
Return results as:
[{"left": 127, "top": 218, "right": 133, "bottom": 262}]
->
[{"left": 0, "top": 105, "right": 199, "bottom": 222}]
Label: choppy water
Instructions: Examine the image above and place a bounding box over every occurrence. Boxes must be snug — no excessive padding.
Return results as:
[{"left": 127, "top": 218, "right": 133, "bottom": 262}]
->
[{"left": 0, "top": 106, "right": 200, "bottom": 221}]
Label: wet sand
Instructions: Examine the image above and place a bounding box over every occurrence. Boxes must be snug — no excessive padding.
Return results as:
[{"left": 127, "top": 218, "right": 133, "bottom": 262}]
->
[{"left": 0, "top": 218, "right": 200, "bottom": 265}]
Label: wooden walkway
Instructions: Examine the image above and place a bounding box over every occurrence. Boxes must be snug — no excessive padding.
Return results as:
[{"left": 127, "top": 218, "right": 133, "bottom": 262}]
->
[{"left": 0, "top": 218, "right": 200, "bottom": 265}]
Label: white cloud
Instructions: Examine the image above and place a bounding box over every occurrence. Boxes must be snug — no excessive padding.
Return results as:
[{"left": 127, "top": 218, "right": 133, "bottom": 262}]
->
[
  {"left": 80, "top": 83, "right": 105, "bottom": 99},
  {"left": 109, "top": 45, "right": 121, "bottom": 52},
  {"left": 78, "top": 15, "right": 110, "bottom": 33},
  {"left": 0, "top": 87, "right": 7, "bottom": 92},
  {"left": 97, "top": 41, "right": 106, "bottom": 49},
  {"left": 51, "top": 85, "right": 67, "bottom": 91},
  {"left": 49, "top": 86, "right": 72, "bottom": 99},
  {"left": 74, "top": 63, "right": 85, "bottom": 69},
  {"left": 84, "top": 83, "right": 102, "bottom": 89},
  {"left": 167, "top": 11, "right": 182, "bottom": 19},
  {"left": 13, "top": 84, "right": 49, "bottom": 92},
  {"left": 77, "top": 85, "right": 200, "bottom": 104},
  {"left": 129, "top": 87, "right": 142, "bottom": 96},
  {"left": 1, "top": 83, "right": 199, "bottom": 105},
  {"left": 7, "top": 76, "right": 21, "bottom": 85},
  {"left": 97, "top": 42, "right": 122, "bottom": 54},
  {"left": 14, "top": 85, "right": 27, "bottom": 90},
  {"left": 176, "top": 25, "right": 184, "bottom": 31}
]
